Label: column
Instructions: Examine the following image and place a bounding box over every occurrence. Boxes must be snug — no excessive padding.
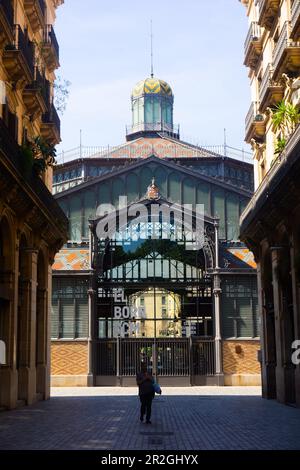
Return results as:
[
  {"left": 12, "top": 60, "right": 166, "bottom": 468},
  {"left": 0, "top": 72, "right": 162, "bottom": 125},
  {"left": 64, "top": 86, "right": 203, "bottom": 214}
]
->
[
  {"left": 259, "top": 255, "right": 277, "bottom": 399},
  {"left": 36, "top": 287, "right": 48, "bottom": 397},
  {"left": 18, "top": 249, "right": 38, "bottom": 405},
  {"left": 271, "top": 248, "right": 291, "bottom": 404},
  {"left": 87, "top": 286, "right": 95, "bottom": 386},
  {"left": 213, "top": 219, "right": 224, "bottom": 385}
]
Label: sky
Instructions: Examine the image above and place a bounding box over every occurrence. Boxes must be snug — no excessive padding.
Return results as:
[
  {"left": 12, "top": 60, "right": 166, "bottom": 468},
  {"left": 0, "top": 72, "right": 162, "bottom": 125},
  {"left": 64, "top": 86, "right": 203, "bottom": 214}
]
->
[{"left": 55, "top": 0, "right": 250, "bottom": 156}]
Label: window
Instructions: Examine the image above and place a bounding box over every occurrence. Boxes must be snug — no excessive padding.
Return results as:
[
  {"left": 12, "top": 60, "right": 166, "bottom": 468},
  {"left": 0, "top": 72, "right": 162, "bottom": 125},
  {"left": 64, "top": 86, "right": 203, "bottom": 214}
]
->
[
  {"left": 51, "top": 278, "right": 89, "bottom": 339},
  {"left": 221, "top": 276, "right": 259, "bottom": 339}
]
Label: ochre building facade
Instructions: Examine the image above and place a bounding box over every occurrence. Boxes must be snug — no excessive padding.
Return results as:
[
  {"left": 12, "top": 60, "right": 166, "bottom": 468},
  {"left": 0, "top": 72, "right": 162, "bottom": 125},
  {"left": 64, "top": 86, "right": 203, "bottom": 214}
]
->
[
  {"left": 0, "top": 0, "right": 68, "bottom": 409},
  {"left": 240, "top": 0, "right": 300, "bottom": 406}
]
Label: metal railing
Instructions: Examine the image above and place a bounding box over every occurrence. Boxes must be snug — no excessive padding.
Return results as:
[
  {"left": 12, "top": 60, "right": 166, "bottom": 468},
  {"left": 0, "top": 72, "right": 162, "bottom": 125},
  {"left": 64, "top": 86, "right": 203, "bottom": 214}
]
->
[
  {"left": 273, "top": 21, "right": 300, "bottom": 72},
  {"left": 244, "top": 21, "right": 261, "bottom": 55},
  {"left": 245, "top": 102, "right": 256, "bottom": 134},
  {"left": 44, "top": 24, "right": 59, "bottom": 61},
  {"left": 245, "top": 102, "right": 265, "bottom": 136},
  {"left": 259, "top": 64, "right": 273, "bottom": 104},
  {"left": 95, "top": 337, "right": 216, "bottom": 378},
  {"left": 126, "top": 122, "right": 180, "bottom": 136},
  {"left": 56, "top": 143, "right": 253, "bottom": 165},
  {"left": 42, "top": 103, "right": 60, "bottom": 134},
  {"left": 292, "top": 0, "right": 300, "bottom": 31},
  {"left": 26, "top": 68, "right": 51, "bottom": 108},
  {"left": 0, "top": 0, "right": 14, "bottom": 28},
  {"left": 9, "top": 25, "right": 35, "bottom": 77},
  {"left": 192, "top": 339, "right": 215, "bottom": 376}
]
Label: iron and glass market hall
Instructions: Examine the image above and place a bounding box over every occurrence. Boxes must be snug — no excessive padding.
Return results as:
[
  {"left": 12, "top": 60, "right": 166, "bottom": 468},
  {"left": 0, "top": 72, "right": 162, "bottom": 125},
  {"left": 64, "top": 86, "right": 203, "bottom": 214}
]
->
[{"left": 51, "top": 77, "right": 261, "bottom": 387}]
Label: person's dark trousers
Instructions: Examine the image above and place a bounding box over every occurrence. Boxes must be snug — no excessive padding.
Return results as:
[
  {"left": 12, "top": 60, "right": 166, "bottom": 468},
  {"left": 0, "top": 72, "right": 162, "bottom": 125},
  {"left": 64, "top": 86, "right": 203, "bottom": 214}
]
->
[{"left": 140, "top": 393, "right": 153, "bottom": 422}]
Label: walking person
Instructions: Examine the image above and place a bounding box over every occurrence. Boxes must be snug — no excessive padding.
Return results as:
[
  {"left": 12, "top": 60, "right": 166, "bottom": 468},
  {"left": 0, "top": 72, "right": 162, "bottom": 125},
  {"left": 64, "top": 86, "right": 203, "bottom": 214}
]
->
[{"left": 136, "top": 362, "right": 155, "bottom": 424}]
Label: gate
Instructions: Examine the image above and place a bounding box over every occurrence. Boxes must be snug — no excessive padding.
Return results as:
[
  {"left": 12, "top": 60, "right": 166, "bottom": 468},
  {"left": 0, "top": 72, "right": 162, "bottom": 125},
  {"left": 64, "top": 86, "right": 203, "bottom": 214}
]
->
[{"left": 95, "top": 338, "right": 216, "bottom": 386}]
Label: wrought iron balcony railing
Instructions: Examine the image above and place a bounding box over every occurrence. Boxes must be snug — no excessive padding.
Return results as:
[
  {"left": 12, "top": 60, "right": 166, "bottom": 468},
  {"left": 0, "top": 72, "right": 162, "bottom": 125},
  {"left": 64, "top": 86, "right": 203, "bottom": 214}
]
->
[
  {"left": 0, "top": 0, "right": 14, "bottom": 28},
  {"left": 8, "top": 25, "right": 35, "bottom": 77},
  {"left": 291, "top": 0, "right": 300, "bottom": 35},
  {"left": 42, "top": 103, "right": 61, "bottom": 134},
  {"left": 245, "top": 101, "right": 265, "bottom": 142},
  {"left": 273, "top": 21, "right": 300, "bottom": 74},
  {"left": 34, "top": 68, "right": 51, "bottom": 105},
  {"left": 43, "top": 24, "right": 59, "bottom": 61},
  {"left": 244, "top": 21, "right": 261, "bottom": 56},
  {"left": 259, "top": 64, "right": 274, "bottom": 105}
]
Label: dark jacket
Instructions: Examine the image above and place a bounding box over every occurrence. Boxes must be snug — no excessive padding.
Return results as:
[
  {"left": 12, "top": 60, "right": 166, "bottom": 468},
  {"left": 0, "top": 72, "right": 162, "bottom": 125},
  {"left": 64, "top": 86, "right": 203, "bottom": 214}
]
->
[{"left": 136, "top": 372, "right": 154, "bottom": 396}]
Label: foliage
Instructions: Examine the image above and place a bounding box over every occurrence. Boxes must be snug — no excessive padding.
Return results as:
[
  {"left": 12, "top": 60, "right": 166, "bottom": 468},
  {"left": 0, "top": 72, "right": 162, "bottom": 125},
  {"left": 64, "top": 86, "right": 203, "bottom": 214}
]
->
[
  {"left": 54, "top": 76, "right": 71, "bottom": 115},
  {"left": 272, "top": 101, "right": 300, "bottom": 154},
  {"left": 21, "top": 137, "right": 57, "bottom": 176},
  {"left": 274, "top": 137, "right": 287, "bottom": 155}
]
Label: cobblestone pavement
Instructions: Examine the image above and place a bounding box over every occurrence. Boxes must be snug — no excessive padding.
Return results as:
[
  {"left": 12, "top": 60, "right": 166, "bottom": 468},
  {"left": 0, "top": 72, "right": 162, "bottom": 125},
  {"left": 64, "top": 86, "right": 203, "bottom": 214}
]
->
[{"left": 0, "top": 387, "right": 300, "bottom": 450}]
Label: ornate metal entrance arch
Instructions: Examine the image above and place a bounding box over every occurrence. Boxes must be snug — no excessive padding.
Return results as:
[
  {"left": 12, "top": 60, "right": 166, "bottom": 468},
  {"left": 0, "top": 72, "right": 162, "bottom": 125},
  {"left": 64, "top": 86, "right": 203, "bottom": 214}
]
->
[{"left": 89, "top": 195, "right": 223, "bottom": 386}]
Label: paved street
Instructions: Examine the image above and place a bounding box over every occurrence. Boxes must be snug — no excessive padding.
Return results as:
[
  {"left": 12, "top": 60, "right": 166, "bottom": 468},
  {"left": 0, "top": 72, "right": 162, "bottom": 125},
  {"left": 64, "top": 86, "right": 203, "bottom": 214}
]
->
[{"left": 0, "top": 387, "right": 300, "bottom": 450}]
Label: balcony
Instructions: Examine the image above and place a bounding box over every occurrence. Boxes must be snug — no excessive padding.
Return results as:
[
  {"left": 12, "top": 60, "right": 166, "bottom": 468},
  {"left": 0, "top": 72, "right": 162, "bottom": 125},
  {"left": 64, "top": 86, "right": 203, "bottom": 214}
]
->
[
  {"left": 41, "top": 104, "right": 61, "bottom": 144},
  {"left": 244, "top": 22, "right": 263, "bottom": 69},
  {"left": 0, "top": 0, "right": 14, "bottom": 47},
  {"left": 42, "top": 25, "right": 59, "bottom": 71},
  {"left": 240, "top": 122, "right": 300, "bottom": 243},
  {"left": 245, "top": 102, "right": 266, "bottom": 143},
  {"left": 273, "top": 21, "right": 300, "bottom": 79},
  {"left": 2, "top": 25, "right": 34, "bottom": 84},
  {"left": 291, "top": 0, "right": 300, "bottom": 39},
  {"left": 24, "top": 0, "right": 45, "bottom": 33},
  {"left": 23, "top": 68, "right": 50, "bottom": 119},
  {"left": 257, "top": 0, "right": 280, "bottom": 30},
  {"left": 259, "top": 64, "right": 284, "bottom": 111},
  {"left": 0, "top": 117, "right": 68, "bottom": 240}
]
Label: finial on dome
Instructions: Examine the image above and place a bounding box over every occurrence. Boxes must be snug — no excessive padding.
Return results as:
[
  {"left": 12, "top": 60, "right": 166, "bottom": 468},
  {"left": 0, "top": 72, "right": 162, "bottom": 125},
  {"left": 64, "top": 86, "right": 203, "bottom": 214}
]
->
[{"left": 147, "top": 177, "right": 160, "bottom": 200}]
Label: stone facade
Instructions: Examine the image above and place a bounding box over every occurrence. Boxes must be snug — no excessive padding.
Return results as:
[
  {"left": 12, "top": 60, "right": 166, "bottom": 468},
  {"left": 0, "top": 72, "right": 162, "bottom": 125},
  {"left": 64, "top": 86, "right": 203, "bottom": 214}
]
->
[
  {"left": 0, "top": 0, "right": 67, "bottom": 409},
  {"left": 240, "top": 0, "right": 300, "bottom": 406}
]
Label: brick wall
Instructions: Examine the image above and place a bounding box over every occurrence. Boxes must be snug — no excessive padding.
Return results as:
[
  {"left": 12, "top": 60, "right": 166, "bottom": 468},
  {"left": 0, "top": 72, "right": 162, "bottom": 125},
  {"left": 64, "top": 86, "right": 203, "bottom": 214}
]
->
[
  {"left": 51, "top": 341, "right": 88, "bottom": 375},
  {"left": 223, "top": 340, "right": 261, "bottom": 375}
]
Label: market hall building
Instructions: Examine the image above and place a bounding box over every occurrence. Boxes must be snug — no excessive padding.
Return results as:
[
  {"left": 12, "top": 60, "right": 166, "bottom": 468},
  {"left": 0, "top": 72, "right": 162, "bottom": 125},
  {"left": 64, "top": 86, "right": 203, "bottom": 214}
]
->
[{"left": 51, "top": 77, "right": 260, "bottom": 387}]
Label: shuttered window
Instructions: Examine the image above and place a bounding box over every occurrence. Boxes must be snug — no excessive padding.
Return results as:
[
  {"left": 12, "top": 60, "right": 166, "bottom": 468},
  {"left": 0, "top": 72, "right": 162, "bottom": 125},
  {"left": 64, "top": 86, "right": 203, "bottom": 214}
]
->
[
  {"left": 221, "top": 276, "right": 259, "bottom": 338},
  {"left": 51, "top": 300, "right": 59, "bottom": 339},
  {"left": 76, "top": 299, "right": 89, "bottom": 338},
  {"left": 61, "top": 299, "right": 75, "bottom": 338},
  {"left": 51, "top": 278, "right": 89, "bottom": 339}
]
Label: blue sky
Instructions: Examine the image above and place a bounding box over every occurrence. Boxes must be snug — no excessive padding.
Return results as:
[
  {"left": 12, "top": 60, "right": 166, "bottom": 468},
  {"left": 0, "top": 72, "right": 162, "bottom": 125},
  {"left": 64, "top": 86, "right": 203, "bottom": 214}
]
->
[{"left": 55, "top": 0, "right": 250, "bottom": 155}]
